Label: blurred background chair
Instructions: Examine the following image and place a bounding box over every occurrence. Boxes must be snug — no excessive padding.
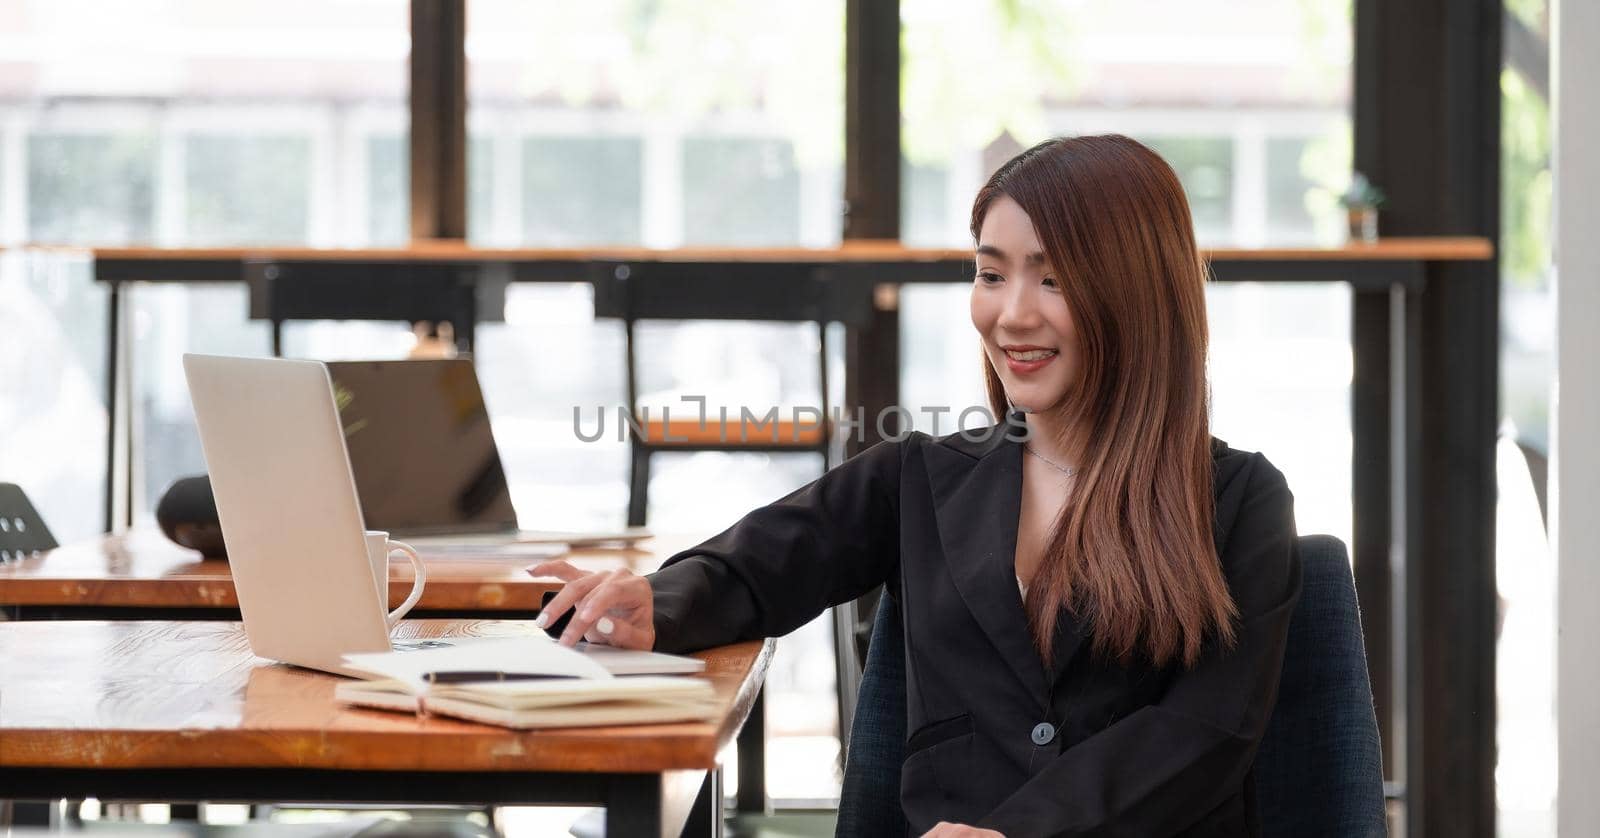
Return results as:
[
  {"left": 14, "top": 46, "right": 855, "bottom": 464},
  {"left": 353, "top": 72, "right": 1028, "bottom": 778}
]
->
[
  {"left": 591, "top": 259, "right": 837, "bottom": 529},
  {"left": 0, "top": 482, "right": 57, "bottom": 827},
  {"left": 0, "top": 482, "right": 59, "bottom": 564}
]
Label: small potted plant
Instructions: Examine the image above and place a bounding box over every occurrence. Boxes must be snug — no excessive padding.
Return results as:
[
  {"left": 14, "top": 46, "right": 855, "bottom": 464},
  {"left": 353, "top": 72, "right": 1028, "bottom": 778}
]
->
[{"left": 1340, "top": 172, "right": 1386, "bottom": 243}]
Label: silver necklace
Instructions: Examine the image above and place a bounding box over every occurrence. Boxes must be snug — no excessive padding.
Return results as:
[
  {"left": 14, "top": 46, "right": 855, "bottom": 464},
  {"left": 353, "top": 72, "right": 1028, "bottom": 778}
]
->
[{"left": 1024, "top": 445, "right": 1078, "bottom": 477}]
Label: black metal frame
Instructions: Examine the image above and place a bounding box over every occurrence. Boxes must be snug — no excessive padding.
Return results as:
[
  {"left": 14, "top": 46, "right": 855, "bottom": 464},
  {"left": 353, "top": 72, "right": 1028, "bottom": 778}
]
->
[
  {"left": 0, "top": 767, "right": 722, "bottom": 838},
  {"left": 409, "top": 0, "right": 467, "bottom": 241},
  {"left": 1354, "top": 2, "right": 1501, "bottom": 836},
  {"left": 842, "top": 0, "right": 904, "bottom": 462},
  {"left": 103, "top": 280, "right": 123, "bottom": 534}
]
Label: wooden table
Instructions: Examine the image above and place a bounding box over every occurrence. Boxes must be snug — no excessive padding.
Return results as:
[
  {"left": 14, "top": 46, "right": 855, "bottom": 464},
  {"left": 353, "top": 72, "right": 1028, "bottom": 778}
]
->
[
  {"left": 0, "top": 619, "right": 772, "bottom": 837},
  {"left": 0, "top": 529, "right": 774, "bottom": 818},
  {"left": 0, "top": 530, "right": 686, "bottom": 620}
]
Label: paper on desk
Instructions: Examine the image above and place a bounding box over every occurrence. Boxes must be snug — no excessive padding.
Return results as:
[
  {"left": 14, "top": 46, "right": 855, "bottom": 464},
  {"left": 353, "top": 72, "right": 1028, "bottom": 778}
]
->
[{"left": 342, "top": 636, "right": 613, "bottom": 691}]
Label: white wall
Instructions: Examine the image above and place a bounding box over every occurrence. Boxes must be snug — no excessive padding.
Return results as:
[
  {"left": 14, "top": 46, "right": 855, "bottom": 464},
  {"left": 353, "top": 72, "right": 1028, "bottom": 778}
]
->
[{"left": 1554, "top": 0, "right": 1600, "bottom": 834}]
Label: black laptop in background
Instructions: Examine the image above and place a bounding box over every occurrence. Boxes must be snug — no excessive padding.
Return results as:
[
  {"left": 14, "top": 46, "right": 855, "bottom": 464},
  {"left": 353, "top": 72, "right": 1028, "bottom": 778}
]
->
[{"left": 326, "top": 359, "right": 649, "bottom": 549}]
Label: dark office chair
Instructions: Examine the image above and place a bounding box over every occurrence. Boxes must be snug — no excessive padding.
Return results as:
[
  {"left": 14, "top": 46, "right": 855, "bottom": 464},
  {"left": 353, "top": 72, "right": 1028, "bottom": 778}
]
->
[
  {"left": 835, "top": 534, "right": 1387, "bottom": 838},
  {"left": 1253, "top": 534, "right": 1387, "bottom": 836}
]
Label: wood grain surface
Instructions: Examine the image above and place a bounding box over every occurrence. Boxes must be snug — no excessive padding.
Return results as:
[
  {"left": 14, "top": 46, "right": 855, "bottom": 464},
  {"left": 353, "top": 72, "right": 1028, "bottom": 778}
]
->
[
  {"left": 0, "top": 531, "right": 697, "bottom": 611},
  {"left": 0, "top": 619, "right": 771, "bottom": 774}
]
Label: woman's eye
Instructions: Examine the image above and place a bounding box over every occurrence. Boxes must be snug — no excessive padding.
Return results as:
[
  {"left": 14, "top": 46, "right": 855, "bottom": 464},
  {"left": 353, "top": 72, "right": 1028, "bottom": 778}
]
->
[
  {"left": 976, "top": 272, "right": 1003, "bottom": 284},
  {"left": 1041, "top": 276, "right": 1060, "bottom": 289}
]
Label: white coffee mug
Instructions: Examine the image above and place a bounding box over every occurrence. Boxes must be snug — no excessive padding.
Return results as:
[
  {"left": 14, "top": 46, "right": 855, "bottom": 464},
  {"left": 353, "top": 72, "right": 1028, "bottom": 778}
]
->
[{"left": 365, "top": 530, "right": 427, "bottom": 629}]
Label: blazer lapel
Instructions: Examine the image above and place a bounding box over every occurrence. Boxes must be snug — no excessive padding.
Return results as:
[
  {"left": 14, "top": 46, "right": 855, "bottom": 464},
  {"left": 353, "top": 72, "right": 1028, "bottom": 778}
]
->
[{"left": 927, "top": 431, "right": 1050, "bottom": 710}]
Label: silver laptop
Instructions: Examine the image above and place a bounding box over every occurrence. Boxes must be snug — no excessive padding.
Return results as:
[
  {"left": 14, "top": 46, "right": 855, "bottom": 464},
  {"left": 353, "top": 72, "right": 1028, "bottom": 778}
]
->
[
  {"left": 184, "top": 353, "right": 476, "bottom": 675},
  {"left": 324, "top": 358, "right": 649, "bottom": 549},
  {"left": 183, "top": 353, "right": 698, "bottom": 679}
]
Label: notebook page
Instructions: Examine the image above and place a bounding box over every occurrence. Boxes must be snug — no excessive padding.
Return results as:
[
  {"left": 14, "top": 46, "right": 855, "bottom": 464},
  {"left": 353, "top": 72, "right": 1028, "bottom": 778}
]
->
[{"left": 343, "top": 636, "right": 613, "bottom": 690}]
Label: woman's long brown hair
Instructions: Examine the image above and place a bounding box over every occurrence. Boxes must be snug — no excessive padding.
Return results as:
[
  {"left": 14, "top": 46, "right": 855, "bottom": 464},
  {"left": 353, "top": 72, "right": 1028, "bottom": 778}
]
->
[{"left": 975, "top": 134, "right": 1235, "bottom": 669}]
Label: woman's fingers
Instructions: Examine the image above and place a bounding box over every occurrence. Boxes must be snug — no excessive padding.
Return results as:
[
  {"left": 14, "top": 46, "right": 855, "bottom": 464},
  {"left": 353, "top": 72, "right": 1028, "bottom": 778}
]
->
[
  {"left": 527, "top": 559, "right": 587, "bottom": 582},
  {"left": 536, "top": 571, "right": 606, "bottom": 631},
  {"left": 559, "top": 572, "right": 649, "bottom": 647},
  {"left": 527, "top": 564, "right": 655, "bottom": 650},
  {"left": 585, "top": 612, "right": 652, "bottom": 650},
  {"left": 576, "top": 573, "right": 646, "bottom": 622}
]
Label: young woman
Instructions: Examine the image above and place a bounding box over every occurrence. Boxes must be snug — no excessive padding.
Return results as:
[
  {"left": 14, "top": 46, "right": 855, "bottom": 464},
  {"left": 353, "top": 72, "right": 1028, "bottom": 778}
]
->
[{"left": 533, "top": 134, "right": 1301, "bottom": 838}]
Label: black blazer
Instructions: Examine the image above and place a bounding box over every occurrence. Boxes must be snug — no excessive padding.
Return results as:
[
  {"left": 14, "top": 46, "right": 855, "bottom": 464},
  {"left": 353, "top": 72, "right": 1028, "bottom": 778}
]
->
[{"left": 649, "top": 423, "right": 1301, "bottom": 838}]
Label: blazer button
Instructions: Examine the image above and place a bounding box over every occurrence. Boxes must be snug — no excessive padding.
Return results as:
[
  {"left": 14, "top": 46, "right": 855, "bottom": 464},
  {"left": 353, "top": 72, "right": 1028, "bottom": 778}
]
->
[{"left": 1031, "top": 721, "right": 1056, "bottom": 746}]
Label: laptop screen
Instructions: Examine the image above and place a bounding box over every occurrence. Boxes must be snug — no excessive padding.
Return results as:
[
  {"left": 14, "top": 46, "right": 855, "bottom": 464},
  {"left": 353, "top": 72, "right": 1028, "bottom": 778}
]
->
[{"left": 326, "top": 359, "right": 518, "bottom": 535}]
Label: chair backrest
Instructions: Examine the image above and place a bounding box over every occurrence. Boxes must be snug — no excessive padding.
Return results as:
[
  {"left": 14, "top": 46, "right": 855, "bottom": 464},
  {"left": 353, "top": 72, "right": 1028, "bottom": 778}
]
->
[
  {"left": 835, "top": 534, "right": 1386, "bottom": 838},
  {"left": 0, "top": 482, "right": 57, "bottom": 562},
  {"left": 1254, "top": 534, "right": 1387, "bottom": 836},
  {"left": 836, "top": 583, "right": 909, "bottom": 838}
]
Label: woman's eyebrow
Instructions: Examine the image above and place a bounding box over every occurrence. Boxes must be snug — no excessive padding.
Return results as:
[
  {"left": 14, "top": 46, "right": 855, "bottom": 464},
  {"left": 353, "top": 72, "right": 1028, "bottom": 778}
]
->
[{"left": 976, "top": 244, "right": 1046, "bottom": 265}]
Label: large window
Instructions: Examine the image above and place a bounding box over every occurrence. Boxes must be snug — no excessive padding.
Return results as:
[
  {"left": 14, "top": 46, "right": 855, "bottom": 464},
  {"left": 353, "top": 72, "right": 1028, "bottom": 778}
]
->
[
  {"left": 0, "top": 251, "right": 107, "bottom": 541},
  {"left": 900, "top": 0, "right": 1351, "bottom": 248},
  {"left": 899, "top": 0, "right": 1356, "bottom": 551},
  {"left": 1496, "top": 1, "right": 1555, "bottom": 835},
  {"left": 26, "top": 133, "right": 157, "bottom": 243},
  {"left": 0, "top": 0, "right": 411, "bottom": 538},
  {"left": 466, "top": 0, "right": 844, "bottom": 249},
  {"left": 522, "top": 136, "right": 644, "bottom": 245}
]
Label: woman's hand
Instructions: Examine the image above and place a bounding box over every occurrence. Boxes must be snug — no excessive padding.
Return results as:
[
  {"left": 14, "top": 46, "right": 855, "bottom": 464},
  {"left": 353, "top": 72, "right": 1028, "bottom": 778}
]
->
[
  {"left": 527, "top": 560, "right": 656, "bottom": 650},
  {"left": 920, "top": 823, "right": 1004, "bottom": 838}
]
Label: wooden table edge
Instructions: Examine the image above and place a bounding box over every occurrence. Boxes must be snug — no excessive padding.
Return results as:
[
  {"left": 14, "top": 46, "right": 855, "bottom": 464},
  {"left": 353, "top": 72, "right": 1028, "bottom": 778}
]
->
[{"left": 0, "top": 638, "right": 774, "bottom": 775}]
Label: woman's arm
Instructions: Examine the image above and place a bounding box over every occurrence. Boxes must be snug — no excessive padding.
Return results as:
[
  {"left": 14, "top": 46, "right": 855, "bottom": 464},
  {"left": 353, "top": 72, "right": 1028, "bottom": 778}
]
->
[
  {"left": 648, "top": 437, "right": 908, "bottom": 653},
  {"left": 976, "top": 452, "right": 1302, "bottom": 838}
]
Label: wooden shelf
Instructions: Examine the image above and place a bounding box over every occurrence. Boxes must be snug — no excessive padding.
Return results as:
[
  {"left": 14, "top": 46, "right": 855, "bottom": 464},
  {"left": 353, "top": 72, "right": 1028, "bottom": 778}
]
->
[
  {"left": 635, "top": 417, "right": 827, "bottom": 448},
  {"left": 7, "top": 236, "right": 1495, "bottom": 266}
]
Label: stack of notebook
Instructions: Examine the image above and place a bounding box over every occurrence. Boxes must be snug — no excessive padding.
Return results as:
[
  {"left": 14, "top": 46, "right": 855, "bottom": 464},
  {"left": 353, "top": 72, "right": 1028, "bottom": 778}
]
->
[{"left": 335, "top": 636, "right": 716, "bottom": 729}]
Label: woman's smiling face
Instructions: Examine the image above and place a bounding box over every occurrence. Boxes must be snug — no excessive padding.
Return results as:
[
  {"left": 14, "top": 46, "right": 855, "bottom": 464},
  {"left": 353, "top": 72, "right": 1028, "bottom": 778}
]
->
[{"left": 969, "top": 194, "right": 1080, "bottom": 415}]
